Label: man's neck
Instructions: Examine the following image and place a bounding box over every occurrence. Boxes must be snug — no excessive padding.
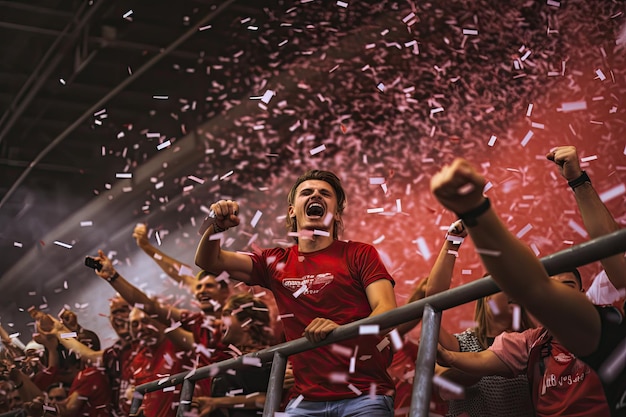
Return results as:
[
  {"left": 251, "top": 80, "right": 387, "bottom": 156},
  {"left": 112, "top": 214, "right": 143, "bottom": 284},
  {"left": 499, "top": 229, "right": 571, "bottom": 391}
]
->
[{"left": 298, "top": 235, "right": 335, "bottom": 253}]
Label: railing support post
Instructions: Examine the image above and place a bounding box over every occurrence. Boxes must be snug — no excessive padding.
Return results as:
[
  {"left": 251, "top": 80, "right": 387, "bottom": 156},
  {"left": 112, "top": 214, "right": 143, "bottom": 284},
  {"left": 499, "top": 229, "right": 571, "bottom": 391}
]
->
[
  {"left": 176, "top": 378, "right": 196, "bottom": 417},
  {"left": 263, "top": 351, "right": 287, "bottom": 417},
  {"left": 129, "top": 390, "right": 144, "bottom": 416},
  {"left": 410, "top": 304, "right": 442, "bottom": 417}
]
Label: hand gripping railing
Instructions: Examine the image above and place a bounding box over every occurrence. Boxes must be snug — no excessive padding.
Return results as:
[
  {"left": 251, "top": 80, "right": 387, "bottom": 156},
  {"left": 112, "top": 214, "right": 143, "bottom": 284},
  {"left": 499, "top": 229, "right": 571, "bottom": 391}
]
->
[{"left": 130, "top": 229, "right": 626, "bottom": 417}]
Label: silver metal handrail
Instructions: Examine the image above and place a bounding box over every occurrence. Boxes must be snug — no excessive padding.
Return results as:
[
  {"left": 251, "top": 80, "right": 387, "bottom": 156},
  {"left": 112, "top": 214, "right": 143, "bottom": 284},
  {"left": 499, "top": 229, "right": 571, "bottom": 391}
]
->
[{"left": 129, "top": 228, "right": 626, "bottom": 417}]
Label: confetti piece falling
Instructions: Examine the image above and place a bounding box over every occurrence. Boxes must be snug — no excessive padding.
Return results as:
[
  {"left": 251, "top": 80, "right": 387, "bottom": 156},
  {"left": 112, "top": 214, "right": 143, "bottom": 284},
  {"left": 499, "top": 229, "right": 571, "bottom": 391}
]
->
[
  {"left": 561, "top": 101, "right": 587, "bottom": 112},
  {"left": 358, "top": 324, "right": 380, "bottom": 335},
  {"left": 310, "top": 144, "right": 326, "bottom": 155},
  {"left": 568, "top": 219, "right": 589, "bottom": 238},
  {"left": 250, "top": 210, "right": 263, "bottom": 227},
  {"left": 53, "top": 241, "right": 73, "bottom": 249},
  {"left": 520, "top": 130, "right": 534, "bottom": 147},
  {"left": 516, "top": 224, "right": 533, "bottom": 238},
  {"left": 599, "top": 184, "right": 626, "bottom": 203},
  {"left": 415, "top": 237, "right": 431, "bottom": 261}
]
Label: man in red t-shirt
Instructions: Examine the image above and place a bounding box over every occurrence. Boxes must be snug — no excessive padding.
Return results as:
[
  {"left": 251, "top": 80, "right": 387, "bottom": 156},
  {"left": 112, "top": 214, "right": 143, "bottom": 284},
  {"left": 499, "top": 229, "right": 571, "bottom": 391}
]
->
[
  {"left": 125, "top": 306, "right": 189, "bottom": 417},
  {"left": 196, "top": 170, "right": 397, "bottom": 417}
]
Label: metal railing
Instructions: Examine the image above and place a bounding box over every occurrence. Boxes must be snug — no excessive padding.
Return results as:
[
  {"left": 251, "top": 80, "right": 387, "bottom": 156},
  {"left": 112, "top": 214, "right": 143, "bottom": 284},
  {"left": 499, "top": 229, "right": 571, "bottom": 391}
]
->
[{"left": 130, "top": 229, "right": 626, "bottom": 417}]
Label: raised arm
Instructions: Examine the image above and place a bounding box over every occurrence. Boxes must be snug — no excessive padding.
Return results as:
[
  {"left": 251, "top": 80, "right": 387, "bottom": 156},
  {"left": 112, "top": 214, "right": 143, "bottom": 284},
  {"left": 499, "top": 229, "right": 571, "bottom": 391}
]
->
[
  {"left": 547, "top": 146, "right": 626, "bottom": 290},
  {"left": 420, "top": 221, "right": 468, "bottom": 351},
  {"left": 195, "top": 200, "right": 254, "bottom": 283},
  {"left": 0, "top": 322, "right": 26, "bottom": 359},
  {"left": 41, "top": 317, "right": 104, "bottom": 365},
  {"left": 93, "top": 250, "right": 183, "bottom": 322},
  {"left": 133, "top": 224, "right": 197, "bottom": 289},
  {"left": 430, "top": 158, "right": 601, "bottom": 357}
]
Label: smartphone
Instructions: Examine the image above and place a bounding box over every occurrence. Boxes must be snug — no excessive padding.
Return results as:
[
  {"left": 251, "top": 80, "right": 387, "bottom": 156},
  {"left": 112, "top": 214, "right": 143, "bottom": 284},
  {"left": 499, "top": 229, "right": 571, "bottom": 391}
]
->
[{"left": 84, "top": 256, "right": 103, "bottom": 271}]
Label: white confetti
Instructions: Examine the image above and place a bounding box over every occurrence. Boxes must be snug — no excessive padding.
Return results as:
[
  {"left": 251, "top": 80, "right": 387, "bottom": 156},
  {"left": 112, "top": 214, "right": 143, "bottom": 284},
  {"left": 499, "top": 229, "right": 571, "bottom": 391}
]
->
[
  {"left": 359, "top": 325, "right": 380, "bottom": 335},
  {"left": 116, "top": 173, "right": 132, "bottom": 179},
  {"left": 260, "top": 90, "right": 275, "bottom": 104},
  {"left": 526, "top": 103, "right": 533, "bottom": 117},
  {"left": 567, "top": 219, "right": 589, "bottom": 238},
  {"left": 520, "top": 130, "right": 534, "bottom": 147},
  {"left": 290, "top": 395, "right": 304, "bottom": 409},
  {"left": 187, "top": 175, "right": 204, "bottom": 184},
  {"left": 415, "top": 237, "right": 431, "bottom": 261},
  {"left": 347, "top": 384, "right": 362, "bottom": 395},
  {"left": 488, "top": 135, "right": 497, "bottom": 147},
  {"left": 388, "top": 329, "right": 403, "bottom": 351},
  {"left": 242, "top": 356, "right": 262, "bottom": 367},
  {"left": 516, "top": 223, "right": 533, "bottom": 238},
  {"left": 310, "top": 144, "right": 326, "bottom": 155},
  {"left": 561, "top": 101, "right": 587, "bottom": 112},
  {"left": 511, "top": 304, "right": 522, "bottom": 330},
  {"left": 599, "top": 184, "right": 626, "bottom": 203},
  {"left": 53, "top": 241, "right": 73, "bottom": 249},
  {"left": 293, "top": 284, "right": 308, "bottom": 298},
  {"left": 372, "top": 235, "right": 385, "bottom": 245},
  {"left": 433, "top": 374, "right": 464, "bottom": 396},
  {"left": 220, "top": 170, "right": 234, "bottom": 180},
  {"left": 487, "top": 299, "right": 500, "bottom": 315},
  {"left": 80, "top": 221, "right": 93, "bottom": 227},
  {"left": 580, "top": 155, "right": 598, "bottom": 163},
  {"left": 250, "top": 210, "right": 263, "bottom": 228},
  {"left": 157, "top": 140, "right": 171, "bottom": 150}
]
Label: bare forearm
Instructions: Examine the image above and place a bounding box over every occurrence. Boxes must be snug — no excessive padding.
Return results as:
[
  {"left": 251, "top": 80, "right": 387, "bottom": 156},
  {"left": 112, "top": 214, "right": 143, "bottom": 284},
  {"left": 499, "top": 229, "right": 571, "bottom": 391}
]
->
[
  {"left": 426, "top": 240, "right": 459, "bottom": 296},
  {"left": 57, "top": 336, "right": 103, "bottom": 365},
  {"left": 195, "top": 224, "right": 223, "bottom": 271},
  {"left": 10, "top": 368, "right": 43, "bottom": 401},
  {"left": 444, "top": 350, "right": 510, "bottom": 378},
  {"left": 574, "top": 183, "right": 626, "bottom": 289},
  {"left": 574, "top": 183, "right": 620, "bottom": 236},
  {"left": 467, "top": 208, "right": 601, "bottom": 356}
]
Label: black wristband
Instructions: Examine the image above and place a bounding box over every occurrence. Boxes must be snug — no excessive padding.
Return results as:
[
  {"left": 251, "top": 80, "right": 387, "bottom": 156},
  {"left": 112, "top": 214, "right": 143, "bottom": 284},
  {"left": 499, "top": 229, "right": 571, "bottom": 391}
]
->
[
  {"left": 456, "top": 198, "right": 491, "bottom": 227},
  {"left": 567, "top": 171, "right": 591, "bottom": 190},
  {"left": 107, "top": 271, "right": 120, "bottom": 283}
]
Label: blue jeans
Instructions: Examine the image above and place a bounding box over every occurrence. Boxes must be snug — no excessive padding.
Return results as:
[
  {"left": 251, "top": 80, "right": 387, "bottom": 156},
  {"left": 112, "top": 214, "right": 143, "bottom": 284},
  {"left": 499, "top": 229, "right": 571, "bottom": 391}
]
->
[{"left": 284, "top": 395, "right": 394, "bottom": 417}]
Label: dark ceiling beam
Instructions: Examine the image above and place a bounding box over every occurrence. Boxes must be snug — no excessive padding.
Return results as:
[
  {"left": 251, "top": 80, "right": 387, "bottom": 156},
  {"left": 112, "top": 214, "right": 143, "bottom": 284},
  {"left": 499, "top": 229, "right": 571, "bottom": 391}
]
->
[
  {"left": 0, "top": 92, "right": 156, "bottom": 122},
  {"left": 0, "top": 158, "right": 86, "bottom": 173},
  {"left": 0, "top": 0, "right": 238, "bottom": 211},
  {"left": 0, "top": 21, "right": 203, "bottom": 61},
  {"left": 0, "top": 70, "right": 182, "bottom": 107},
  {"left": 0, "top": 1, "right": 107, "bottom": 147},
  {"left": 0, "top": 1, "right": 74, "bottom": 18}
]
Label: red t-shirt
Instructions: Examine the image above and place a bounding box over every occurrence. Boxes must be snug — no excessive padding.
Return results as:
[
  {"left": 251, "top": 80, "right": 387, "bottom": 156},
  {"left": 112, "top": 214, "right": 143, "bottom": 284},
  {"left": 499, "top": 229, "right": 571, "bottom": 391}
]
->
[
  {"left": 129, "top": 338, "right": 187, "bottom": 417},
  {"left": 250, "top": 240, "right": 395, "bottom": 401},
  {"left": 68, "top": 366, "right": 112, "bottom": 417},
  {"left": 179, "top": 310, "right": 232, "bottom": 397},
  {"left": 102, "top": 340, "right": 134, "bottom": 416},
  {"left": 388, "top": 340, "right": 448, "bottom": 416},
  {"left": 490, "top": 327, "right": 610, "bottom": 416}
]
